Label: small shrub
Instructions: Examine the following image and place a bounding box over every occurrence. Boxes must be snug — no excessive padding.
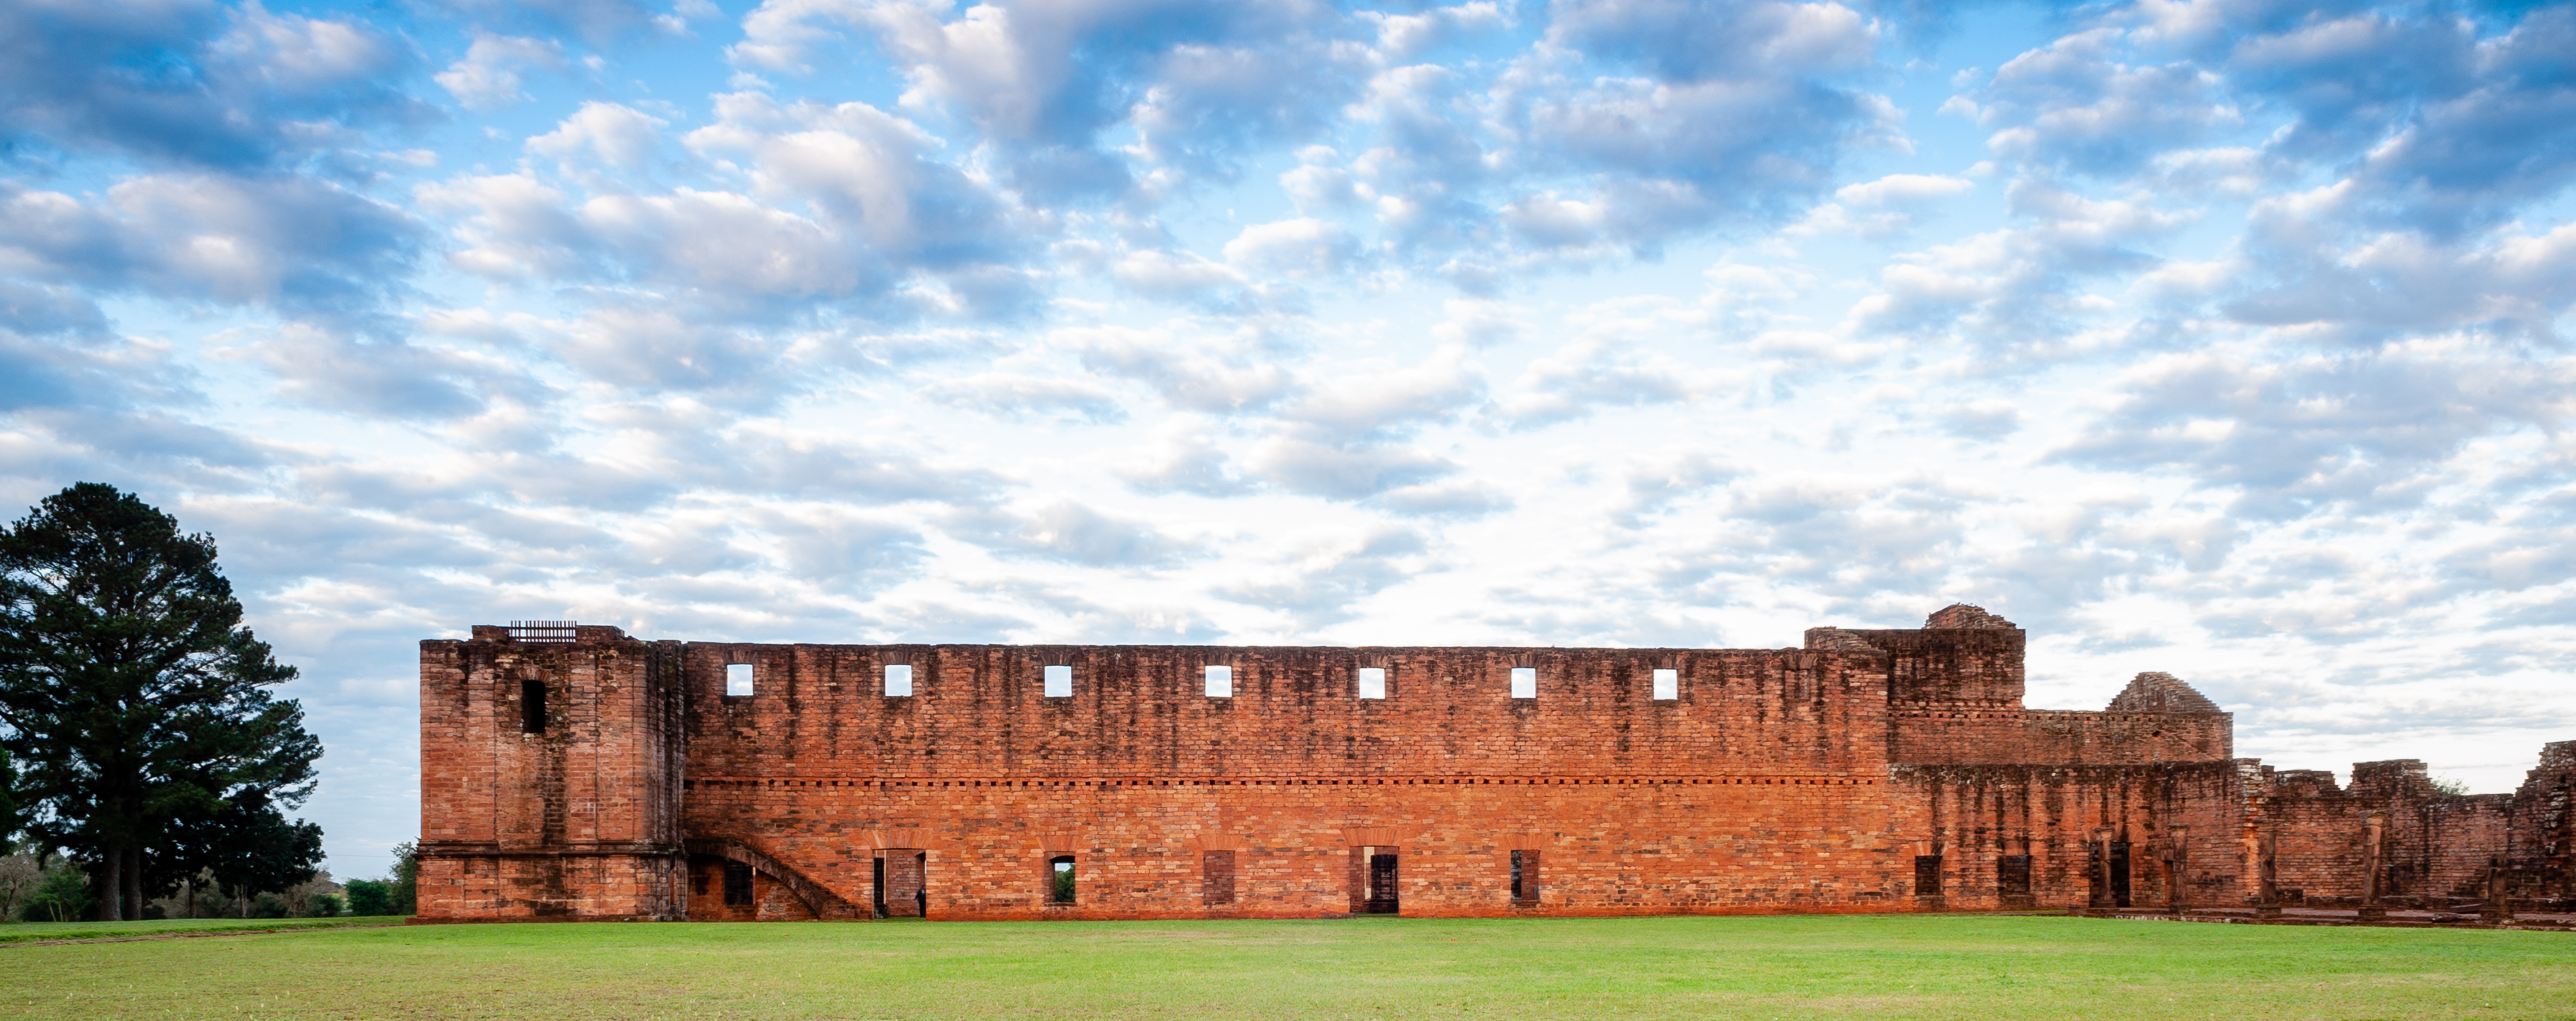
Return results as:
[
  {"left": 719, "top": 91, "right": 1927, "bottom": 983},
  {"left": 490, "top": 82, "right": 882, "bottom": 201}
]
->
[
  {"left": 306, "top": 893, "right": 343, "bottom": 917},
  {"left": 21, "top": 867, "right": 93, "bottom": 922}
]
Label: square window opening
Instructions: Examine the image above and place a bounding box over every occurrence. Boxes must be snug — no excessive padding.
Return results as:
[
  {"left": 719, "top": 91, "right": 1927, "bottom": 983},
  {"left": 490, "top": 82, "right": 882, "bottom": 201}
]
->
[
  {"left": 884, "top": 663, "right": 914, "bottom": 697},
  {"left": 1510, "top": 666, "right": 1537, "bottom": 698},
  {"left": 1652, "top": 668, "right": 1678, "bottom": 700},
  {"left": 1356, "top": 666, "right": 1386, "bottom": 699},
  {"left": 725, "top": 663, "right": 755, "bottom": 697},
  {"left": 1204, "top": 665, "right": 1233, "bottom": 697},
  {"left": 1914, "top": 855, "right": 1944, "bottom": 899},
  {"left": 1050, "top": 856, "right": 1076, "bottom": 904},
  {"left": 1043, "top": 664, "right": 1073, "bottom": 698},
  {"left": 519, "top": 678, "right": 546, "bottom": 734}
]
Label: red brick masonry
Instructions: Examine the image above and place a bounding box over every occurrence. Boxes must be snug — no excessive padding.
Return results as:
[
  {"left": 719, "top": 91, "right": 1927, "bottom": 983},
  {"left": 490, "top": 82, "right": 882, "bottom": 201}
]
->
[{"left": 416, "top": 605, "right": 2575, "bottom": 921}]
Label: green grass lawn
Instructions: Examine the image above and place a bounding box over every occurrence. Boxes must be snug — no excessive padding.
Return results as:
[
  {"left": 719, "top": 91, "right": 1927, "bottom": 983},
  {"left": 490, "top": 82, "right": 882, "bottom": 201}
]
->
[
  {"left": 2, "top": 914, "right": 2568, "bottom": 1020},
  {"left": 0, "top": 914, "right": 409, "bottom": 944}
]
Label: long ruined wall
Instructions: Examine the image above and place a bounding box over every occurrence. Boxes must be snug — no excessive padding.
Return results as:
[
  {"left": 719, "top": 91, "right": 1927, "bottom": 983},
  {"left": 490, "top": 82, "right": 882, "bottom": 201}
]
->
[
  {"left": 679, "top": 777, "right": 1924, "bottom": 920},
  {"left": 415, "top": 606, "right": 2574, "bottom": 921},
  {"left": 2258, "top": 746, "right": 2576, "bottom": 908},
  {"left": 675, "top": 643, "right": 1896, "bottom": 779}
]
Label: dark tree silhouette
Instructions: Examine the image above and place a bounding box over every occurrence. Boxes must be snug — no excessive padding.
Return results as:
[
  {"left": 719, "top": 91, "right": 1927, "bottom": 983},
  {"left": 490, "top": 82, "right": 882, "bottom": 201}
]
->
[
  {"left": 0, "top": 482, "right": 321, "bottom": 920},
  {"left": 0, "top": 747, "right": 21, "bottom": 851},
  {"left": 173, "top": 789, "right": 325, "bottom": 917}
]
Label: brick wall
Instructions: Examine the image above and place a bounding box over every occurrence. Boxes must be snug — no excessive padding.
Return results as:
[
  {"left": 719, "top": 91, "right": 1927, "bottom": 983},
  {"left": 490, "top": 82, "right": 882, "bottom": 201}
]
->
[
  {"left": 416, "top": 626, "right": 686, "bottom": 920},
  {"left": 415, "top": 605, "right": 2571, "bottom": 921},
  {"left": 2263, "top": 753, "right": 2572, "bottom": 908},
  {"left": 677, "top": 643, "right": 1896, "bottom": 780}
]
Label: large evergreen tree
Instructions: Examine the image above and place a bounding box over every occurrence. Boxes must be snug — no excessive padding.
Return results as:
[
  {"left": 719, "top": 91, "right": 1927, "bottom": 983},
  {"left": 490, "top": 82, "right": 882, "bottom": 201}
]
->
[{"left": 0, "top": 482, "right": 321, "bottom": 920}]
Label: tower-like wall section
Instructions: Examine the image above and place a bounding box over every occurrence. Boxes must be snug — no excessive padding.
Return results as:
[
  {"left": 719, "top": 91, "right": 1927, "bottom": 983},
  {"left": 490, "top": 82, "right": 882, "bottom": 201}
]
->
[{"left": 417, "top": 626, "right": 686, "bottom": 920}]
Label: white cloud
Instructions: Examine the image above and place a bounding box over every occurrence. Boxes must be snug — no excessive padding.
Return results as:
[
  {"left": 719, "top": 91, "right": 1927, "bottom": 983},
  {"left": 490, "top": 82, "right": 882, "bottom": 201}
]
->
[
  {"left": 528, "top": 101, "right": 668, "bottom": 168},
  {"left": 1223, "top": 217, "right": 1360, "bottom": 276},
  {"left": 434, "top": 32, "right": 566, "bottom": 112}
]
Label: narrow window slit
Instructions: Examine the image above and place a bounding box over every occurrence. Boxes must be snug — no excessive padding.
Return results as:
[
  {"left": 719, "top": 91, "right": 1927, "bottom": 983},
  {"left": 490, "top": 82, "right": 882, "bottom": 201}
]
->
[{"left": 520, "top": 678, "right": 546, "bottom": 734}]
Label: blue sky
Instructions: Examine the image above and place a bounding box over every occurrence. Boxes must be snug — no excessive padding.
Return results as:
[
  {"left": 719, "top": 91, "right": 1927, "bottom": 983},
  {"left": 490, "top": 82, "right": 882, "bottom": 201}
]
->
[{"left": 6, "top": 0, "right": 2575, "bottom": 881}]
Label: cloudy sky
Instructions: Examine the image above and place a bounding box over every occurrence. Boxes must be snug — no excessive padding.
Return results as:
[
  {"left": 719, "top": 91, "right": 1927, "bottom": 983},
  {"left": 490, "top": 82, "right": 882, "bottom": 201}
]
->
[{"left": 6, "top": 0, "right": 2575, "bottom": 879}]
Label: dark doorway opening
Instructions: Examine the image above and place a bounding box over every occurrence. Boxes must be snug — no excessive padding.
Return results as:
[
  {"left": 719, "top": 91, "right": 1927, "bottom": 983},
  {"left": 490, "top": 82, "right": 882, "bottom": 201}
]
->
[
  {"left": 1367, "top": 853, "right": 1400, "bottom": 914},
  {"left": 1913, "top": 855, "right": 1944, "bottom": 901},
  {"left": 872, "top": 857, "right": 887, "bottom": 918},
  {"left": 878, "top": 851, "right": 927, "bottom": 918},
  {"left": 2110, "top": 841, "right": 2132, "bottom": 907},
  {"left": 721, "top": 861, "right": 753, "bottom": 907},
  {"left": 1509, "top": 850, "right": 1540, "bottom": 906},
  {"left": 1201, "top": 850, "right": 1236, "bottom": 907},
  {"left": 1998, "top": 855, "right": 2034, "bottom": 907}
]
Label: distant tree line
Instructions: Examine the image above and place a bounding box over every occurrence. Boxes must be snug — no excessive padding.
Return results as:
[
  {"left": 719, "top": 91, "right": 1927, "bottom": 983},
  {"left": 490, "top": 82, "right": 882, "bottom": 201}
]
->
[{"left": 0, "top": 483, "right": 332, "bottom": 921}]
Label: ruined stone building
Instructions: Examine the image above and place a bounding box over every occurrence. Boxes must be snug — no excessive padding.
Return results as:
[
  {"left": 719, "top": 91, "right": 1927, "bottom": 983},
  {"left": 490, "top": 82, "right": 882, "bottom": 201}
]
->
[{"left": 415, "top": 606, "right": 2574, "bottom": 921}]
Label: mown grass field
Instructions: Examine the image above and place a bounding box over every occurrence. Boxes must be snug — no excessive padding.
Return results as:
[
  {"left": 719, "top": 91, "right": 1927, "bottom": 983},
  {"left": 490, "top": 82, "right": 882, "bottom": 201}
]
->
[{"left": 2, "top": 913, "right": 2569, "bottom": 1020}]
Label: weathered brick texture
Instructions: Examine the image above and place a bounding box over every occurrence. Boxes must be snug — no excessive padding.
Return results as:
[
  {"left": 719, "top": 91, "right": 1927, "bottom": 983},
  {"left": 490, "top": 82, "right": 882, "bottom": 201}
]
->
[{"left": 416, "top": 606, "right": 2574, "bottom": 921}]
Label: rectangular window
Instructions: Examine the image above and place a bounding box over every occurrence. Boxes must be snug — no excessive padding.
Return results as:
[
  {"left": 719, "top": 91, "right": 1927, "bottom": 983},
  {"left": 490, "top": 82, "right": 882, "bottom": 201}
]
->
[
  {"left": 884, "top": 663, "right": 913, "bottom": 697},
  {"left": 1204, "top": 665, "right": 1232, "bottom": 697},
  {"left": 726, "top": 663, "right": 754, "bottom": 697},
  {"left": 1510, "top": 850, "right": 1542, "bottom": 905},
  {"left": 1914, "top": 855, "right": 1943, "bottom": 899},
  {"left": 520, "top": 678, "right": 546, "bottom": 734},
  {"left": 723, "top": 861, "right": 753, "bottom": 907},
  {"left": 1050, "top": 856, "right": 1076, "bottom": 904},
  {"left": 1043, "top": 664, "right": 1073, "bottom": 698},
  {"left": 1356, "top": 667, "right": 1386, "bottom": 699},
  {"left": 1510, "top": 666, "right": 1537, "bottom": 698},
  {"left": 1201, "top": 850, "right": 1236, "bottom": 907},
  {"left": 1652, "top": 668, "right": 1678, "bottom": 700}
]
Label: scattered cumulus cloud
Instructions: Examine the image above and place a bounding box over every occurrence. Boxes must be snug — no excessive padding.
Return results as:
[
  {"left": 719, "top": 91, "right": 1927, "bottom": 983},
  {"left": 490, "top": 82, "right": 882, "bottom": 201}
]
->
[{"left": 9, "top": 0, "right": 2576, "bottom": 876}]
